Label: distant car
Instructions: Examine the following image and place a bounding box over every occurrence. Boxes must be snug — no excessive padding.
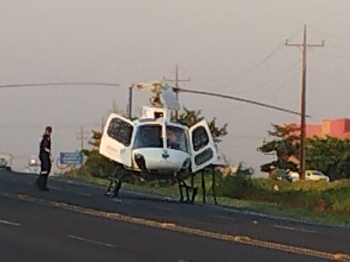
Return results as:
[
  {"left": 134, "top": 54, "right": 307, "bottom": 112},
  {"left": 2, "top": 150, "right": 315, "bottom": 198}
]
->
[
  {"left": 24, "top": 157, "right": 40, "bottom": 174},
  {"left": 0, "top": 158, "right": 7, "bottom": 170},
  {"left": 288, "top": 170, "right": 330, "bottom": 182},
  {"left": 0, "top": 153, "right": 12, "bottom": 172}
]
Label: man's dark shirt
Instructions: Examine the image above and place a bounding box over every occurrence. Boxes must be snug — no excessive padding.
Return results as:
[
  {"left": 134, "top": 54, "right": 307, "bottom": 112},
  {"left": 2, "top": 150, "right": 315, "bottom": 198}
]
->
[{"left": 39, "top": 134, "right": 51, "bottom": 158}]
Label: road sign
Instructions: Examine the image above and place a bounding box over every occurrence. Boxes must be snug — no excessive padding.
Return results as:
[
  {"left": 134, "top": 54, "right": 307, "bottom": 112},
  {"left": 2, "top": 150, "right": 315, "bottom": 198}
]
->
[{"left": 59, "top": 151, "right": 83, "bottom": 165}]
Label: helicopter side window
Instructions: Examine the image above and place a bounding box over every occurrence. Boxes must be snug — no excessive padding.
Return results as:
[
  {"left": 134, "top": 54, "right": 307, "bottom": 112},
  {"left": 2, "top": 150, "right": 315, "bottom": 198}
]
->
[
  {"left": 134, "top": 124, "right": 163, "bottom": 149},
  {"left": 165, "top": 125, "right": 189, "bottom": 153},
  {"left": 107, "top": 117, "right": 134, "bottom": 147},
  {"left": 192, "top": 126, "right": 209, "bottom": 152}
]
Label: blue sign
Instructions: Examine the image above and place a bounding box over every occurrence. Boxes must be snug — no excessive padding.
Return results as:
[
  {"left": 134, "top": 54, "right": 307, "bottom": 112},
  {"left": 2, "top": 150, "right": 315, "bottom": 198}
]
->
[{"left": 59, "top": 151, "right": 83, "bottom": 165}]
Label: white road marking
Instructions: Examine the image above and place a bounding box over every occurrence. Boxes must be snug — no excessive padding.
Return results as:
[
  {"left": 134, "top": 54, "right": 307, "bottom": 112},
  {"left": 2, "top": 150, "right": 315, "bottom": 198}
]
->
[
  {"left": 111, "top": 198, "right": 123, "bottom": 203},
  {"left": 211, "top": 215, "right": 234, "bottom": 221},
  {"left": 0, "top": 219, "right": 21, "bottom": 227},
  {"left": 271, "top": 224, "right": 317, "bottom": 234},
  {"left": 67, "top": 235, "right": 115, "bottom": 247},
  {"left": 48, "top": 186, "right": 63, "bottom": 190},
  {"left": 154, "top": 206, "right": 172, "bottom": 211}
]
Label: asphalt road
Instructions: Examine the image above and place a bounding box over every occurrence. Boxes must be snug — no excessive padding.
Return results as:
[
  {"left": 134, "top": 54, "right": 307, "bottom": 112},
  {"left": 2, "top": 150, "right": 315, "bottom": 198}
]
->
[{"left": 0, "top": 170, "right": 350, "bottom": 262}]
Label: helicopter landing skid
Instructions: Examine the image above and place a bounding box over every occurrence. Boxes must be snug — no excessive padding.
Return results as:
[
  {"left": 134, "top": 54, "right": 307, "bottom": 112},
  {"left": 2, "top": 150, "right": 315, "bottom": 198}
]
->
[
  {"left": 177, "top": 178, "right": 198, "bottom": 203},
  {"left": 104, "top": 167, "right": 219, "bottom": 206},
  {"left": 105, "top": 173, "right": 127, "bottom": 197}
]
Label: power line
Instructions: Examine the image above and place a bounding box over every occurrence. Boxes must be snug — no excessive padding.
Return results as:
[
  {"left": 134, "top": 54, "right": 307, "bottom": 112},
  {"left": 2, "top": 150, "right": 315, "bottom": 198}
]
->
[
  {"left": 202, "top": 26, "right": 303, "bottom": 85},
  {"left": 285, "top": 24, "right": 325, "bottom": 180},
  {"left": 234, "top": 59, "right": 300, "bottom": 95}
]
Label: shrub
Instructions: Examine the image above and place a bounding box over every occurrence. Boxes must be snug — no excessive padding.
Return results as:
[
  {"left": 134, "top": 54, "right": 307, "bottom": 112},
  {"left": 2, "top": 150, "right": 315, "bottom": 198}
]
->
[{"left": 217, "top": 174, "right": 253, "bottom": 199}]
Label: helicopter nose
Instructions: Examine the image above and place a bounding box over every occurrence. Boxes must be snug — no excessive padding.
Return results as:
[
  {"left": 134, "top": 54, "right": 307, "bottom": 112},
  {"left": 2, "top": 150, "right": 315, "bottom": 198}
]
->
[
  {"left": 134, "top": 153, "right": 146, "bottom": 171},
  {"left": 181, "top": 158, "right": 191, "bottom": 170}
]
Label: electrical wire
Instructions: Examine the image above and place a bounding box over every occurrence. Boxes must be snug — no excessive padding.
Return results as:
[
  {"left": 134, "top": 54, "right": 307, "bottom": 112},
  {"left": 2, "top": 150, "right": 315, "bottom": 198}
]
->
[
  {"left": 201, "top": 26, "right": 303, "bottom": 83},
  {"left": 307, "top": 69, "right": 350, "bottom": 85},
  {"left": 234, "top": 59, "right": 300, "bottom": 95},
  {"left": 313, "top": 50, "right": 350, "bottom": 62}
]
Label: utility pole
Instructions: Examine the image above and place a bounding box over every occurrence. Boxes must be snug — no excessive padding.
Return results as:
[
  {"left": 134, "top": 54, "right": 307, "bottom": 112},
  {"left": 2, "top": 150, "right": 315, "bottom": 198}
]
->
[
  {"left": 112, "top": 100, "right": 117, "bottom": 113},
  {"left": 126, "top": 85, "right": 133, "bottom": 119},
  {"left": 76, "top": 126, "right": 89, "bottom": 150},
  {"left": 163, "top": 65, "right": 191, "bottom": 119},
  {"left": 101, "top": 117, "right": 105, "bottom": 132},
  {"left": 285, "top": 24, "right": 324, "bottom": 179}
]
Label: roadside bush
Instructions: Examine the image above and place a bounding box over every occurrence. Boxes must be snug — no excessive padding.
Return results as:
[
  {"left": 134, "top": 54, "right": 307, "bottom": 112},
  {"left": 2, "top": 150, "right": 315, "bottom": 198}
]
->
[
  {"left": 216, "top": 174, "right": 253, "bottom": 199},
  {"left": 238, "top": 178, "right": 350, "bottom": 213}
]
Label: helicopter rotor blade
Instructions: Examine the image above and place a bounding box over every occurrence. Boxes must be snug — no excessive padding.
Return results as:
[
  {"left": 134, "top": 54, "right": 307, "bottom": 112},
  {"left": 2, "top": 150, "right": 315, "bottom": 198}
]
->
[
  {"left": 0, "top": 81, "right": 309, "bottom": 118},
  {"left": 0, "top": 82, "right": 120, "bottom": 89},
  {"left": 174, "top": 87, "right": 310, "bottom": 118}
]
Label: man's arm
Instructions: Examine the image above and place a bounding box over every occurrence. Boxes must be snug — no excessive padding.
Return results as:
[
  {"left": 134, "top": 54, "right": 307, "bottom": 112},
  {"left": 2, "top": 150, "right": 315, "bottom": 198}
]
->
[{"left": 40, "top": 136, "right": 51, "bottom": 155}]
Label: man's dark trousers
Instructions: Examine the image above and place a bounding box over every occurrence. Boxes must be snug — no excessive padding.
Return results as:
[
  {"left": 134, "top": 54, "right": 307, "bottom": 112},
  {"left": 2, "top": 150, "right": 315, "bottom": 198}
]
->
[{"left": 35, "top": 155, "right": 51, "bottom": 190}]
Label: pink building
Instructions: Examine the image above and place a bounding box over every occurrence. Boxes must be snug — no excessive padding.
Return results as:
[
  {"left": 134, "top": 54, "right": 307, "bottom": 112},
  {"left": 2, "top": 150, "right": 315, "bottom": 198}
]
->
[{"left": 284, "top": 118, "right": 350, "bottom": 138}]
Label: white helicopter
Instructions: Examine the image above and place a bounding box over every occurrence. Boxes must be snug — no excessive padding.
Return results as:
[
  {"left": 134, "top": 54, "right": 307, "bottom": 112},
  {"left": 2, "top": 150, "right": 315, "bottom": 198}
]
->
[
  {"left": 99, "top": 81, "right": 219, "bottom": 203},
  {"left": 0, "top": 79, "right": 307, "bottom": 203}
]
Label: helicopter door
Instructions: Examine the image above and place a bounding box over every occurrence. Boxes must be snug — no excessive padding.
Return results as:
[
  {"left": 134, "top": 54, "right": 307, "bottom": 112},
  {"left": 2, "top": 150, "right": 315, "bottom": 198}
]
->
[
  {"left": 189, "top": 119, "right": 217, "bottom": 173},
  {"left": 99, "top": 113, "right": 135, "bottom": 167}
]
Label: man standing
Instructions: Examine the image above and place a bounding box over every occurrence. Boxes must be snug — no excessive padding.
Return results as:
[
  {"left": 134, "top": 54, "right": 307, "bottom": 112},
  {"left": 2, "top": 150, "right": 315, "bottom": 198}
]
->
[{"left": 34, "top": 126, "right": 53, "bottom": 191}]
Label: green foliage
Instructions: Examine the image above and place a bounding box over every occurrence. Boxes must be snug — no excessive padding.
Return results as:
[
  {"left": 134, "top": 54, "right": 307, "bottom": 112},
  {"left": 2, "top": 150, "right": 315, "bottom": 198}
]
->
[
  {"left": 177, "top": 107, "right": 228, "bottom": 142},
  {"left": 305, "top": 136, "right": 350, "bottom": 179},
  {"left": 258, "top": 124, "right": 350, "bottom": 180},
  {"left": 215, "top": 163, "right": 254, "bottom": 199},
  {"left": 79, "top": 149, "right": 116, "bottom": 178},
  {"left": 257, "top": 124, "right": 300, "bottom": 172},
  {"left": 217, "top": 174, "right": 253, "bottom": 199},
  {"left": 243, "top": 179, "right": 350, "bottom": 213}
]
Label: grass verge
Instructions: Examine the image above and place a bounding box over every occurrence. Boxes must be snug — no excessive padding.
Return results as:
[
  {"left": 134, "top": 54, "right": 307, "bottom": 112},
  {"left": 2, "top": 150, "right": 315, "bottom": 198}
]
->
[{"left": 59, "top": 172, "right": 350, "bottom": 227}]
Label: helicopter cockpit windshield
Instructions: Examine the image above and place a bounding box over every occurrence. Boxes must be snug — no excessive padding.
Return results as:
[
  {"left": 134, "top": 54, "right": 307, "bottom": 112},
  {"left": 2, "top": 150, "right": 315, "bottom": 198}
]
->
[
  {"left": 133, "top": 123, "right": 189, "bottom": 152},
  {"left": 133, "top": 124, "right": 163, "bottom": 149},
  {"left": 165, "top": 125, "right": 189, "bottom": 153}
]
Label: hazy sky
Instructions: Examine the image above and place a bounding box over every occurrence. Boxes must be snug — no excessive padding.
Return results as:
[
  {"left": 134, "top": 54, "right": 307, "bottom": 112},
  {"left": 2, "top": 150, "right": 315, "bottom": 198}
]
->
[{"left": 1, "top": 0, "right": 350, "bottom": 173}]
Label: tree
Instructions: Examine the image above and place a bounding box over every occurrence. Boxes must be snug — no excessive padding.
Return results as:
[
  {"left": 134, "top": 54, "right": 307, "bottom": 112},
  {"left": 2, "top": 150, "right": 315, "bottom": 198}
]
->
[
  {"left": 258, "top": 124, "right": 350, "bottom": 180},
  {"left": 257, "top": 123, "right": 300, "bottom": 173},
  {"left": 177, "top": 107, "right": 228, "bottom": 142},
  {"left": 306, "top": 136, "right": 350, "bottom": 180}
]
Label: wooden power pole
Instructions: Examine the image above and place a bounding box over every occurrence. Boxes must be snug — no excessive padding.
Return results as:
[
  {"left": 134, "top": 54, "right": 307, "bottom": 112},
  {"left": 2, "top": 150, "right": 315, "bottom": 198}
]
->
[
  {"left": 285, "top": 25, "right": 324, "bottom": 179},
  {"left": 76, "top": 126, "right": 89, "bottom": 150},
  {"left": 163, "top": 65, "right": 191, "bottom": 119}
]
